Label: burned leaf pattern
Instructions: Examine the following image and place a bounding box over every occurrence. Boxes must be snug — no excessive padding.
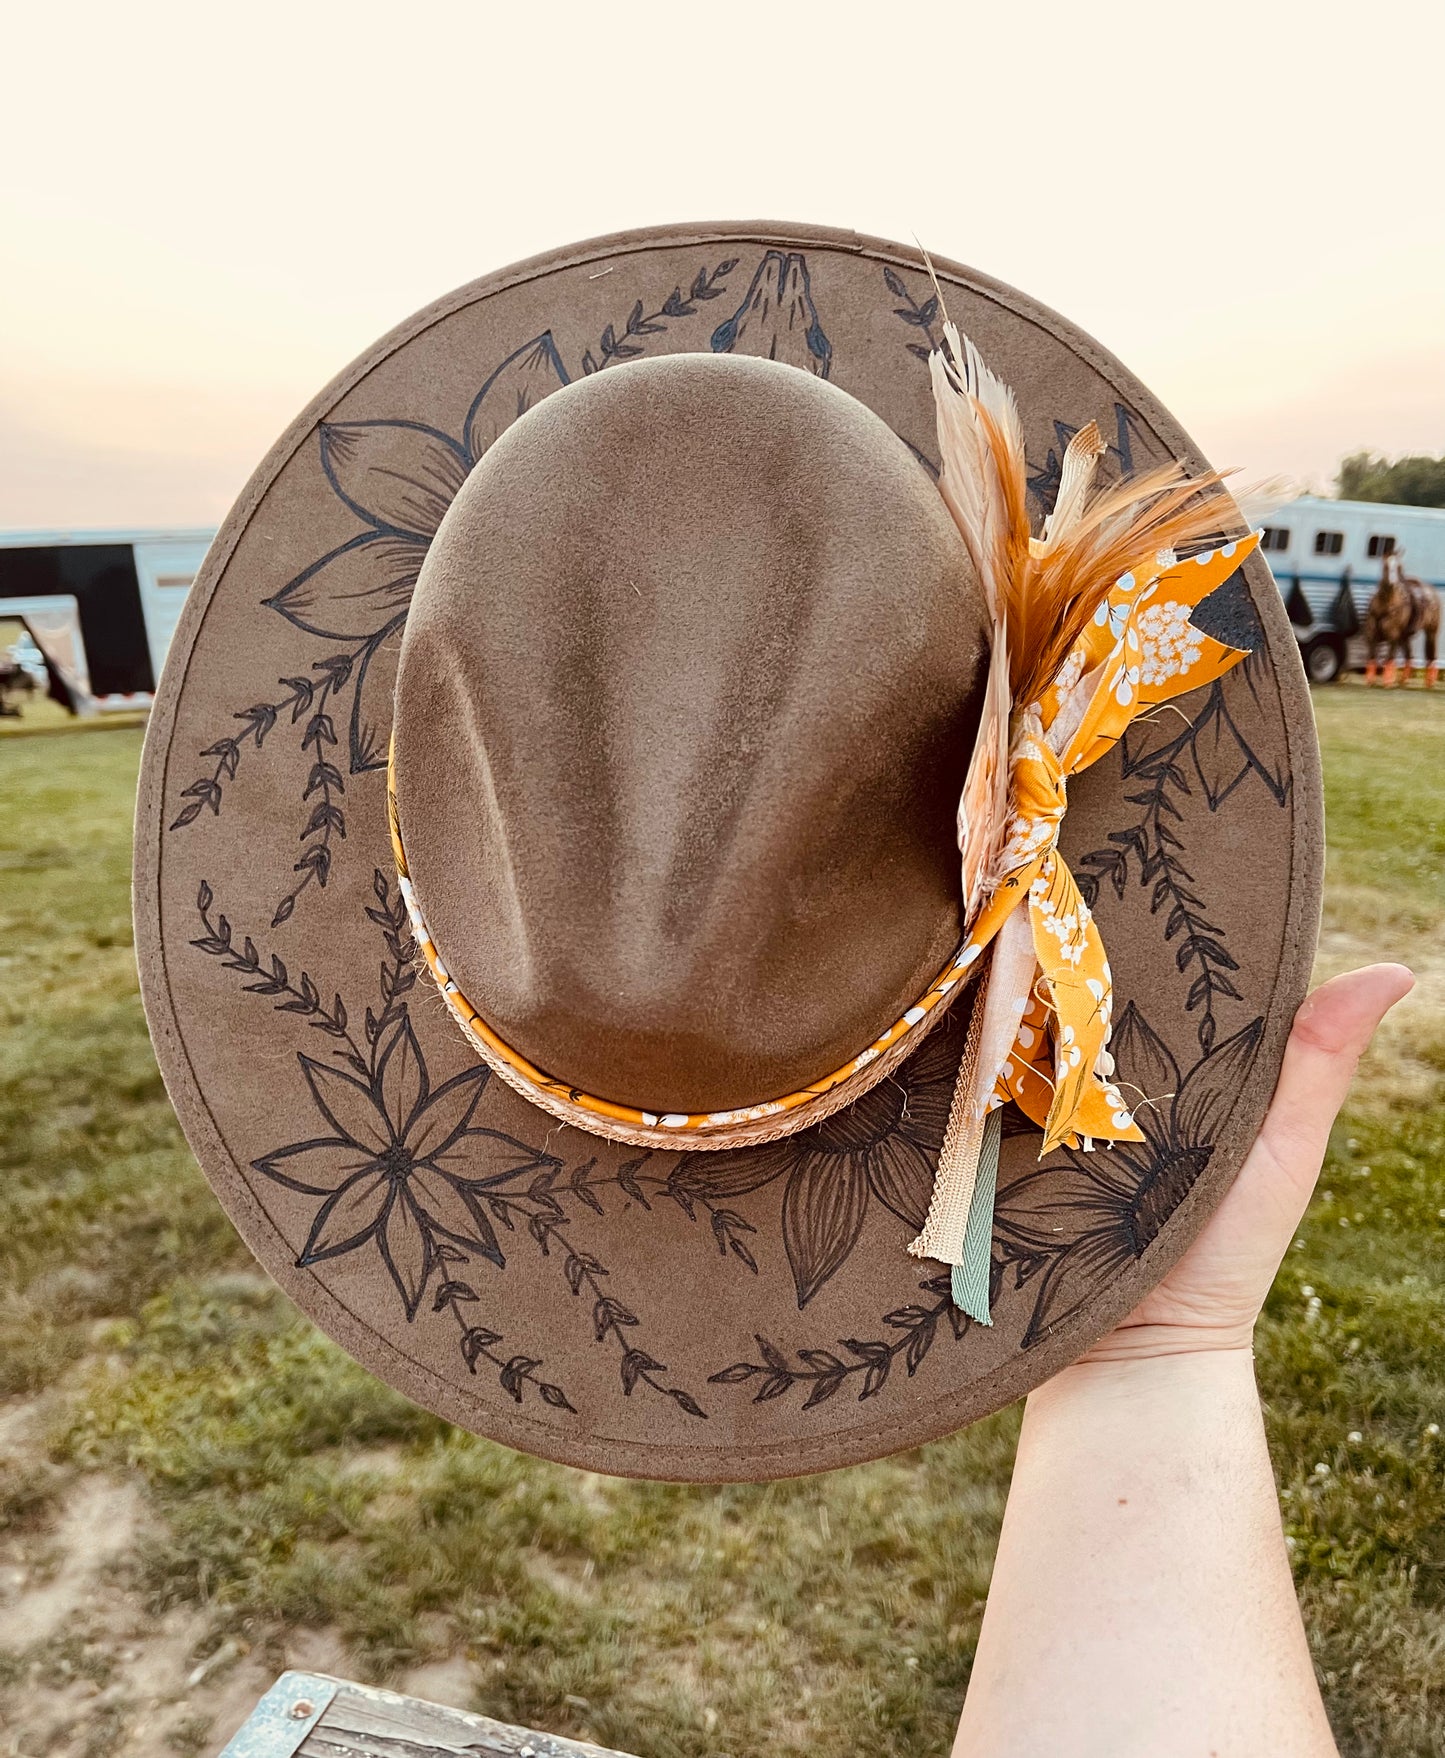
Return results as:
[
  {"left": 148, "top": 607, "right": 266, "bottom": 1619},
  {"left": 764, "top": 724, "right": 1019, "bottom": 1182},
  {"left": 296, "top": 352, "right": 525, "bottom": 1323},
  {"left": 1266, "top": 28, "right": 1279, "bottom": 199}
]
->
[
  {"left": 581, "top": 259, "right": 737, "bottom": 375},
  {"left": 1074, "top": 656, "right": 1288, "bottom": 1055},
  {"left": 884, "top": 264, "right": 942, "bottom": 362},
  {"left": 168, "top": 256, "right": 743, "bottom": 918},
  {"left": 195, "top": 869, "right": 713, "bottom": 1418},
  {"left": 708, "top": 1272, "right": 986, "bottom": 1409},
  {"left": 176, "top": 253, "right": 1287, "bottom": 1421}
]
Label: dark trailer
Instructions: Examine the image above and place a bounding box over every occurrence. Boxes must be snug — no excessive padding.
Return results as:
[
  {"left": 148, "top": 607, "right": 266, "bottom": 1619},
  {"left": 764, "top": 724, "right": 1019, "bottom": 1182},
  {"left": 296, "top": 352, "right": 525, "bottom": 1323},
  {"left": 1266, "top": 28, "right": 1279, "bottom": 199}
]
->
[{"left": 0, "top": 528, "right": 212, "bottom": 711}]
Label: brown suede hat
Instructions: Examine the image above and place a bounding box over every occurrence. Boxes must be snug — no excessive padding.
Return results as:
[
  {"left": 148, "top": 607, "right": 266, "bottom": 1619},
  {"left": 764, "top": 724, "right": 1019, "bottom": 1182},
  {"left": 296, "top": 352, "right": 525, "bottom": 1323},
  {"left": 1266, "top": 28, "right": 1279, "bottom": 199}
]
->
[{"left": 135, "top": 222, "right": 1321, "bottom": 1481}]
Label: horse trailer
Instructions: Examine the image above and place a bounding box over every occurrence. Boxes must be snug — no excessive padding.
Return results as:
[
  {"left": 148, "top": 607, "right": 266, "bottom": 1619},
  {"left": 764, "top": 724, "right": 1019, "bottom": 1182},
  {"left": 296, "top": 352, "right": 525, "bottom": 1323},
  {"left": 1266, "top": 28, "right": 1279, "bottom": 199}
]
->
[
  {"left": 4, "top": 500, "right": 1442, "bottom": 707},
  {"left": 1260, "top": 495, "right": 1445, "bottom": 683},
  {"left": 0, "top": 528, "right": 213, "bottom": 713}
]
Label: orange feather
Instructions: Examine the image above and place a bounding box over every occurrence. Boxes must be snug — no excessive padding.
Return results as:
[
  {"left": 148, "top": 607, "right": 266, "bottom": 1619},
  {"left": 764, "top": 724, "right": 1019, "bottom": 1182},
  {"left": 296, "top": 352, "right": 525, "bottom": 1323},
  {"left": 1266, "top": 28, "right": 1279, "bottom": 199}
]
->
[{"left": 931, "top": 314, "right": 1244, "bottom": 920}]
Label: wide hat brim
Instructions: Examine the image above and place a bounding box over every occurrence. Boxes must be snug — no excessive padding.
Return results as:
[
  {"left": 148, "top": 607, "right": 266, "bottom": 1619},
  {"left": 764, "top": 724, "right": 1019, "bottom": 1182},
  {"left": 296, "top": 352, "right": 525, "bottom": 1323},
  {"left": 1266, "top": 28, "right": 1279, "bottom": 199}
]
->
[{"left": 136, "top": 221, "right": 1322, "bottom": 1481}]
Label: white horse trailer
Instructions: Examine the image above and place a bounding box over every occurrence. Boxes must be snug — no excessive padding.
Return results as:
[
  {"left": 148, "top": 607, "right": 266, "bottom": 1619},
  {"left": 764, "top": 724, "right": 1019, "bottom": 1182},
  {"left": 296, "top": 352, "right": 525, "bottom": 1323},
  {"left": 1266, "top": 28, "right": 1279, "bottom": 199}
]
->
[
  {"left": 1260, "top": 496, "right": 1445, "bottom": 682},
  {"left": 0, "top": 528, "right": 214, "bottom": 711}
]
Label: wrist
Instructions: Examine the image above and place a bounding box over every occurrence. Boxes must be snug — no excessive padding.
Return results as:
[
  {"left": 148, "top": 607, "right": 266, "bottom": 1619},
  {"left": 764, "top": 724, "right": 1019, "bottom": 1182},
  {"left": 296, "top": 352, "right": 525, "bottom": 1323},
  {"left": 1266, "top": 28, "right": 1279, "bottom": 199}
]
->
[
  {"left": 1078, "top": 1317, "right": 1256, "bottom": 1365},
  {"left": 1031, "top": 1330, "right": 1257, "bottom": 1415}
]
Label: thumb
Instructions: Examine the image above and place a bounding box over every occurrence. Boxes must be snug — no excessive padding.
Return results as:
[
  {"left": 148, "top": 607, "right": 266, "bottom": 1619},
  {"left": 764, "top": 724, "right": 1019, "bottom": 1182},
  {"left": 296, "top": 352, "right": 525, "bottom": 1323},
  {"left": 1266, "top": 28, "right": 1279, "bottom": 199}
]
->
[{"left": 1253, "top": 963, "right": 1414, "bottom": 1218}]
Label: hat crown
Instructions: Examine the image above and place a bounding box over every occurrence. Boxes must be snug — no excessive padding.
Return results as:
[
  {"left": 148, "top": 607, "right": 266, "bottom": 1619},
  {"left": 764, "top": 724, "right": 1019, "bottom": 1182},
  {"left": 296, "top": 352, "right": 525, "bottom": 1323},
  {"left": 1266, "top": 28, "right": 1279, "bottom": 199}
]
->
[{"left": 392, "top": 351, "right": 989, "bottom": 1113}]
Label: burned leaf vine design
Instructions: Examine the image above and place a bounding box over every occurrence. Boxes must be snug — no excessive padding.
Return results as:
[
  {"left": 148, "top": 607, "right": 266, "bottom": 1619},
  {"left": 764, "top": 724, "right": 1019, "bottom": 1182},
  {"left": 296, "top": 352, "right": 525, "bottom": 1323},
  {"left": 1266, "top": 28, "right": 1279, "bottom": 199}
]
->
[
  {"left": 542, "top": 1151, "right": 762, "bottom": 1277},
  {"left": 1073, "top": 658, "right": 1288, "bottom": 1056},
  {"left": 580, "top": 258, "right": 737, "bottom": 373},
  {"left": 709, "top": 1270, "right": 985, "bottom": 1409},
  {"left": 884, "top": 265, "right": 942, "bottom": 360},
  {"left": 172, "top": 652, "right": 358, "bottom": 926},
  {"left": 168, "top": 254, "right": 745, "bottom": 926},
  {"left": 189, "top": 868, "right": 711, "bottom": 1419},
  {"left": 492, "top": 1159, "right": 709, "bottom": 1420}
]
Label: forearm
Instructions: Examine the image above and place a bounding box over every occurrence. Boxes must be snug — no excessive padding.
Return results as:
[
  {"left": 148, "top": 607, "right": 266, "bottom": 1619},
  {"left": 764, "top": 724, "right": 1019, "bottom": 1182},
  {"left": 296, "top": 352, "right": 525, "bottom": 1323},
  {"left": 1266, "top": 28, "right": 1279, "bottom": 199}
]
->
[{"left": 954, "top": 1348, "right": 1338, "bottom": 1758}]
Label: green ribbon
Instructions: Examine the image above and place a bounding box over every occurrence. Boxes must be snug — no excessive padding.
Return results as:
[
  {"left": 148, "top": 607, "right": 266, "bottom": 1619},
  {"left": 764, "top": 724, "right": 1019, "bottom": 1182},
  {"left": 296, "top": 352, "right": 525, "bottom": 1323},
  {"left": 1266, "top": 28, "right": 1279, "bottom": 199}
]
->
[{"left": 951, "top": 1107, "right": 1001, "bottom": 1325}]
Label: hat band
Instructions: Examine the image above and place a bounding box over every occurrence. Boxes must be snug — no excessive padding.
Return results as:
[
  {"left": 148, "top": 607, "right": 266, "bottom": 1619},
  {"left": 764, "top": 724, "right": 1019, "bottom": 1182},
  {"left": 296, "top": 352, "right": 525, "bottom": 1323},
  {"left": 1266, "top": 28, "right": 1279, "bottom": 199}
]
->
[
  {"left": 386, "top": 752, "right": 983, "bottom": 1149},
  {"left": 387, "top": 318, "right": 1262, "bottom": 1197}
]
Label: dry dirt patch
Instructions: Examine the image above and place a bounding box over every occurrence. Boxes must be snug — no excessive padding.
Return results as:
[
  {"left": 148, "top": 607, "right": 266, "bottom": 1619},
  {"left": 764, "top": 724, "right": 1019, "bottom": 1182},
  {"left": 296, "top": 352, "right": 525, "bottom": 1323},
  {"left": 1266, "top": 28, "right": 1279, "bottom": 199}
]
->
[{"left": 0, "top": 1433, "right": 278, "bottom": 1756}]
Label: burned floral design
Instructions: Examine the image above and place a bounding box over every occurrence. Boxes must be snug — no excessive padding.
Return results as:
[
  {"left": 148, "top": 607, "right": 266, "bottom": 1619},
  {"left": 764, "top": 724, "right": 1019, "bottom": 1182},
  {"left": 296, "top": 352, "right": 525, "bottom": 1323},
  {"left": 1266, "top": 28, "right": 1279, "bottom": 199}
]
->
[
  {"left": 668, "top": 1016, "right": 965, "bottom": 1309},
  {"left": 993, "top": 1002, "right": 1263, "bottom": 1347},
  {"left": 255, "top": 1015, "right": 512, "bottom": 1320},
  {"left": 166, "top": 251, "right": 821, "bottom": 924},
  {"left": 191, "top": 870, "right": 711, "bottom": 1418}
]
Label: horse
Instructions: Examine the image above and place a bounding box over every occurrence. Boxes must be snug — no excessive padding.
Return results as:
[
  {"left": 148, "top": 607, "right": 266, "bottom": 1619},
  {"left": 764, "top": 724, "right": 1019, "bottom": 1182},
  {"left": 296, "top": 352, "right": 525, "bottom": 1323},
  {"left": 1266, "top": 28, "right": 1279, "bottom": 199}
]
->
[{"left": 1363, "top": 551, "right": 1440, "bottom": 686}]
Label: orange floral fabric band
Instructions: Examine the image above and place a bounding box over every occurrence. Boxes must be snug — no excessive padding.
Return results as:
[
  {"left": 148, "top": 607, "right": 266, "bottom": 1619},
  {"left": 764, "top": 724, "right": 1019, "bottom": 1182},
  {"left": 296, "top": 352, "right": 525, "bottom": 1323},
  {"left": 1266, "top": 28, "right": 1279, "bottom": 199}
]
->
[
  {"left": 387, "top": 768, "right": 981, "bottom": 1140},
  {"left": 387, "top": 534, "right": 1254, "bottom": 1154}
]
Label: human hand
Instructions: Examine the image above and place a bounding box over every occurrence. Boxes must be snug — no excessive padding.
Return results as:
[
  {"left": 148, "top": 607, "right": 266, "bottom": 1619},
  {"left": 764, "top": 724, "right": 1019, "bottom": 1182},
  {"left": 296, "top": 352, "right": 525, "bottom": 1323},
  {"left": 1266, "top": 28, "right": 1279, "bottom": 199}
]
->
[
  {"left": 971, "top": 971, "right": 1409, "bottom": 1758},
  {"left": 1080, "top": 964, "right": 1414, "bottom": 1364}
]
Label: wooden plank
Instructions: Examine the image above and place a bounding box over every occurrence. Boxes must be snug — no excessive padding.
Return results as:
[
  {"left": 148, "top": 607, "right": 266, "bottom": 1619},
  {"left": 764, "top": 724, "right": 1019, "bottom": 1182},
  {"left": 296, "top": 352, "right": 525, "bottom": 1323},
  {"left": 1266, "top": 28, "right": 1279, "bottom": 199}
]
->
[{"left": 221, "top": 1671, "right": 643, "bottom": 1758}]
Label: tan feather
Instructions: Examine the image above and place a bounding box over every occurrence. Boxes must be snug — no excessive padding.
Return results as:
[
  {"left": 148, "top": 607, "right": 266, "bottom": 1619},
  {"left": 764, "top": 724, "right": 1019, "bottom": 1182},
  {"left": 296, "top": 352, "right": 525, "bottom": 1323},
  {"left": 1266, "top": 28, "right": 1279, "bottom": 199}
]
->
[
  {"left": 929, "top": 310, "right": 1244, "bottom": 921},
  {"left": 929, "top": 314, "right": 1026, "bottom": 914},
  {"left": 929, "top": 350, "right": 1002, "bottom": 618},
  {"left": 1228, "top": 474, "right": 1296, "bottom": 531},
  {"left": 958, "top": 619, "right": 1011, "bottom": 918},
  {"left": 1041, "top": 421, "right": 1106, "bottom": 547}
]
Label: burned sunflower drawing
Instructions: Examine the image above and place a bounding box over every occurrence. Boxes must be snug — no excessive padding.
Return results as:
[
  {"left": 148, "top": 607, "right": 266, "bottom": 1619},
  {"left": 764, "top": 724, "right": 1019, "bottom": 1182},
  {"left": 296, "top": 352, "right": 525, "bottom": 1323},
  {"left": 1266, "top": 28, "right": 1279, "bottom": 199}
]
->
[
  {"left": 665, "top": 1018, "right": 965, "bottom": 1307},
  {"left": 993, "top": 1001, "right": 1263, "bottom": 1347}
]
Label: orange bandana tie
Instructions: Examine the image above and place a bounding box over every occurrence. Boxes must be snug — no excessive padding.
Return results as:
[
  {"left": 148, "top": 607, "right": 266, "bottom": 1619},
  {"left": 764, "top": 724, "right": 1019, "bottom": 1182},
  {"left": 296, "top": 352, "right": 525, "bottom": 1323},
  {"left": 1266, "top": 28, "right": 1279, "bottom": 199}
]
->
[
  {"left": 909, "top": 536, "right": 1258, "bottom": 1288},
  {"left": 979, "top": 537, "right": 1256, "bottom": 1151}
]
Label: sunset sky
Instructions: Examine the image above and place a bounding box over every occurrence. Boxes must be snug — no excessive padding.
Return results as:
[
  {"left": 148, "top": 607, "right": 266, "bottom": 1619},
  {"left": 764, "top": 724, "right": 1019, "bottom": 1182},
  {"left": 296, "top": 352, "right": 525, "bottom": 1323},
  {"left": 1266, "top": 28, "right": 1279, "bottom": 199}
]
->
[{"left": 4, "top": 0, "right": 1442, "bottom": 531}]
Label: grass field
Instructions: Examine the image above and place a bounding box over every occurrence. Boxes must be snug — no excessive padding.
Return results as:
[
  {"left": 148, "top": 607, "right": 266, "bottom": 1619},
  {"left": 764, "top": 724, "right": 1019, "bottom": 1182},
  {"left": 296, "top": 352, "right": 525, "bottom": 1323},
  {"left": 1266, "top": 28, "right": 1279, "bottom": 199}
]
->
[{"left": 1, "top": 687, "right": 1442, "bottom": 1757}]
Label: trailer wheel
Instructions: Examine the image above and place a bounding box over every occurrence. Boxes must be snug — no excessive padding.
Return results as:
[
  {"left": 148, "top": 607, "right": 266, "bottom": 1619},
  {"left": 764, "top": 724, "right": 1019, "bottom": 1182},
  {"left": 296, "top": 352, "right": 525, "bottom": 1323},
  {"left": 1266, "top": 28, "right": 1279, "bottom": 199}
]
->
[{"left": 1301, "top": 634, "right": 1345, "bottom": 684}]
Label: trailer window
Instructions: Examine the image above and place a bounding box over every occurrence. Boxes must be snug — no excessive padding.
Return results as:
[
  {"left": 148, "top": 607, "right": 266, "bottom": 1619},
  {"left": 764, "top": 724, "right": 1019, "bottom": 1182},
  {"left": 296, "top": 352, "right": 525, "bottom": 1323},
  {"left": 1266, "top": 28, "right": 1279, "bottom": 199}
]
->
[
  {"left": 1366, "top": 535, "right": 1395, "bottom": 558},
  {"left": 1313, "top": 531, "right": 1344, "bottom": 556},
  {"left": 1260, "top": 526, "right": 1289, "bottom": 552}
]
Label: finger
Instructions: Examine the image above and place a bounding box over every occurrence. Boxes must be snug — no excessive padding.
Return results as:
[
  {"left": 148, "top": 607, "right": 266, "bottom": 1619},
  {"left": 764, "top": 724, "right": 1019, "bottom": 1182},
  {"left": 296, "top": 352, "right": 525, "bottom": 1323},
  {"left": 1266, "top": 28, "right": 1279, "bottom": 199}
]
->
[{"left": 1255, "top": 963, "right": 1413, "bottom": 1201}]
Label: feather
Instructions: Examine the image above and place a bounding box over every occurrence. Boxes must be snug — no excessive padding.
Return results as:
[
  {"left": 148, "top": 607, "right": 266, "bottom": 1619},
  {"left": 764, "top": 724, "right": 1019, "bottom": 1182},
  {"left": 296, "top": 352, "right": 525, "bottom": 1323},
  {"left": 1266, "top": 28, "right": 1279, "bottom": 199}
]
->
[
  {"left": 1041, "top": 421, "right": 1106, "bottom": 547},
  {"left": 930, "top": 354, "right": 1002, "bottom": 619},
  {"left": 958, "top": 616, "right": 1011, "bottom": 918},
  {"left": 1228, "top": 474, "right": 1296, "bottom": 531},
  {"left": 928, "top": 303, "right": 1246, "bottom": 925},
  {"left": 932, "top": 316, "right": 1240, "bottom": 710},
  {"left": 930, "top": 315, "right": 1027, "bottom": 918},
  {"left": 1009, "top": 458, "right": 1239, "bottom": 707},
  {"left": 950, "top": 323, "right": 1030, "bottom": 604}
]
